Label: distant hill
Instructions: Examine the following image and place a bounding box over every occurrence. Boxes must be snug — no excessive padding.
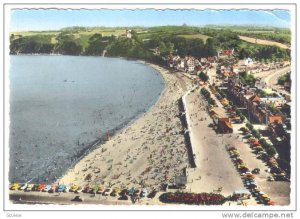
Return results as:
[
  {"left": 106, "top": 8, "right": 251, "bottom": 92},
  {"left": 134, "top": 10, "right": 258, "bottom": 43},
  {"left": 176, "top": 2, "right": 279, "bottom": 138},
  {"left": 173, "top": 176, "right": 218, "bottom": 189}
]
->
[{"left": 9, "top": 25, "right": 290, "bottom": 63}]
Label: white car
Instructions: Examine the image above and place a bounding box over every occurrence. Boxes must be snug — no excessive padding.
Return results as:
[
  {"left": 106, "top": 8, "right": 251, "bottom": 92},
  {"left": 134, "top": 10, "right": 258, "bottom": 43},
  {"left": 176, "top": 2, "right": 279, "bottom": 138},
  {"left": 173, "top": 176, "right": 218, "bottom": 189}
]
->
[
  {"left": 241, "top": 171, "right": 252, "bottom": 175},
  {"left": 20, "top": 183, "right": 28, "bottom": 190},
  {"left": 141, "top": 188, "right": 148, "bottom": 197},
  {"left": 75, "top": 187, "right": 83, "bottom": 193},
  {"left": 64, "top": 186, "right": 70, "bottom": 193},
  {"left": 103, "top": 188, "right": 112, "bottom": 196},
  {"left": 25, "top": 184, "right": 34, "bottom": 192},
  {"left": 43, "top": 185, "right": 51, "bottom": 192}
]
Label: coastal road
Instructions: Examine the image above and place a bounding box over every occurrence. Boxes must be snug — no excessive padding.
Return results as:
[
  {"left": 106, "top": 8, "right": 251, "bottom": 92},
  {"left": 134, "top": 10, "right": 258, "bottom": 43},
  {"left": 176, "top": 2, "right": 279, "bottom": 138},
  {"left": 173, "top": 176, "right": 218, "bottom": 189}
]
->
[
  {"left": 254, "top": 66, "right": 291, "bottom": 97},
  {"left": 260, "top": 66, "right": 290, "bottom": 87},
  {"left": 183, "top": 88, "right": 245, "bottom": 197},
  {"left": 183, "top": 86, "right": 290, "bottom": 205}
]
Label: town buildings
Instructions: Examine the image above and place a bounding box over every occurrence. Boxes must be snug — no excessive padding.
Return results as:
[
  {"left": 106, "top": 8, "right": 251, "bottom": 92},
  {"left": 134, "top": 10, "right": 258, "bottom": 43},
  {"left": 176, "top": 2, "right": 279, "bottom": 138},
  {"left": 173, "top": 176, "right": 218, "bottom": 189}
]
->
[
  {"left": 227, "top": 75, "right": 287, "bottom": 125},
  {"left": 166, "top": 54, "right": 216, "bottom": 75}
]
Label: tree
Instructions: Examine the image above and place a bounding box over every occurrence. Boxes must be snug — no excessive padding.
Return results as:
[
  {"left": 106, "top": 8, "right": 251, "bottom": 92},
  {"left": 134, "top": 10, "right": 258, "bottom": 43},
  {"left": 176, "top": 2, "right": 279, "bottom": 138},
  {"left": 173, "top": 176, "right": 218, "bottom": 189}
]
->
[
  {"left": 281, "top": 104, "right": 291, "bottom": 118},
  {"left": 236, "top": 109, "right": 242, "bottom": 117},
  {"left": 10, "top": 34, "right": 15, "bottom": 41},
  {"left": 251, "top": 129, "right": 261, "bottom": 139},
  {"left": 85, "top": 33, "right": 107, "bottom": 55},
  {"left": 205, "top": 38, "right": 217, "bottom": 56},
  {"left": 266, "top": 147, "right": 277, "bottom": 157},
  {"left": 259, "top": 138, "right": 267, "bottom": 146},
  {"left": 199, "top": 71, "right": 209, "bottom": 82},
  {"left": 58, "top": 41, "right": 82, "bottom": 55},
  {"left": 246, "top": 123, "right": 254, "bottom": 130},
  {"left": 240, "top": 114, "right": 245, "bottom": 122}
]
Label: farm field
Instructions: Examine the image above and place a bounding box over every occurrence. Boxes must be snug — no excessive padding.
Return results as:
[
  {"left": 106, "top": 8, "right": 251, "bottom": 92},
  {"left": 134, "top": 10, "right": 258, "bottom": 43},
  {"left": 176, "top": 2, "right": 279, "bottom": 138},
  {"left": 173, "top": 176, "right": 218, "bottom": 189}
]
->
[
  {"left": 239, "top": 35, "right": 289, "bottom": 49},
  {"left": 177, "top": 34, "right": 211, "bottom": 42}
]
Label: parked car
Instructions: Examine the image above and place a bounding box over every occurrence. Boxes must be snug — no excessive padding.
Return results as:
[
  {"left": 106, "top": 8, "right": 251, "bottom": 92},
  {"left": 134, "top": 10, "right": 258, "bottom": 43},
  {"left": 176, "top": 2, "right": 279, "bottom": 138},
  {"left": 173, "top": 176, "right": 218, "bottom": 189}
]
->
[
  {"left": 140, "top": 188, "right": 148, "bottom": 197},
  {"left": 252, "top": 168, "right": 260, "bottom": 174},
  {"left": 20, "top": 183, "right": 28, "bottom": 190},
  {"left": 32, "top": 184, "right": 39, "bottom": 191},
  {"left": 25, "top": 184, "right": 34, "bottom": 192},
  {"left": 10, "top": 183, "right": 20, "bottom": 191},
  {"left": 57, "top": 185, "right": 66, "bottom": 193},
  {"left": 97, "top": 186, "right": 105, "bottom": 194},
  {"left": 43, "top": 185, "right": 52, "bottom": 192},
  {"left": 71, "top": 195, "right": 84, "bottom": 202},
  {"left": 127, "top": 187, "right": 135, "bottom": 196},
  {"left": 69, "top": 184, "right": 79, "bottom": 192},
  {"left": 147, "top": 190, "right": 157, "bottom": 199},
  {"left": 133, "top": 189, "right": 141, "bottom": 197},
  {"left": 65, "top": 185, "right": 70, "bottom": 192},
  {"left": 103, "top": 188, "right": 112, "bottom": 196},
  {"left": 119, "top": 189, "right": 128, "bottom": 196},
  {"left": 75, "top": 186, "right": 83, "bottom": 193},
  {"left": 83, "top": 185, "right": 92, "bottom": 193},
  {"left": 110, "top": 187, "right": 121, "bottom": 197},
  {"left": 49, "top": 185, "right": 57, "bottom": 193},
  {"left": 37, "top": 183, "right": 46, "bottom": 192},
  {"left": 91, "top": 185, "right": 99, "bottom": 194}
]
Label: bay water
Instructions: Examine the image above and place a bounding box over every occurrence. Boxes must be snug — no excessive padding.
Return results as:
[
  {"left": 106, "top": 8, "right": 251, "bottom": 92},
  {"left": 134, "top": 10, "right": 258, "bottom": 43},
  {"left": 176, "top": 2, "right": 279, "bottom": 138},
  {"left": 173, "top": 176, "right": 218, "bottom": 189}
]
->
[{"left": 9, "top": 55, "right": 165, "bottom": 183}]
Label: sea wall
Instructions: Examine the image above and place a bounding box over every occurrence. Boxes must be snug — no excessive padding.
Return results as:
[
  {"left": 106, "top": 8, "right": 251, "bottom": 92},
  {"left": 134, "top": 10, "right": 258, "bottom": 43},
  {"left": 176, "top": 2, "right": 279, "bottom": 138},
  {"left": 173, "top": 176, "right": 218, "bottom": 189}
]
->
[{"left": 178, "top": 96, "right": 196, "bottom": 168}]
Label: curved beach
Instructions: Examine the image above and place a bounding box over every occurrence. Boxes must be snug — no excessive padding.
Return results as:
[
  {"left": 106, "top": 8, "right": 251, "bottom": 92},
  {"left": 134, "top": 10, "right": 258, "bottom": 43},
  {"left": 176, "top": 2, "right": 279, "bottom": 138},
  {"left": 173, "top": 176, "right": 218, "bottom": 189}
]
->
[{"left": 59, "top": 63, "right": 192, "bottom": 190}]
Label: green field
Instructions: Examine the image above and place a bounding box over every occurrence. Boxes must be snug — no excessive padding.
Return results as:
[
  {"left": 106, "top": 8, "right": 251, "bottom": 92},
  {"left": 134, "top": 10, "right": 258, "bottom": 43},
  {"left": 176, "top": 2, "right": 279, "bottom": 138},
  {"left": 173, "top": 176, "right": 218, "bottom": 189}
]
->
[
  {"left": 177, "top": 34, "right": 211, "bottom": 42},
  {"left": 205, "top": 25, "right": 291, "bottom": 45},
  {"left": 12, "top": 31, "right": 60, "bottom": 36}
]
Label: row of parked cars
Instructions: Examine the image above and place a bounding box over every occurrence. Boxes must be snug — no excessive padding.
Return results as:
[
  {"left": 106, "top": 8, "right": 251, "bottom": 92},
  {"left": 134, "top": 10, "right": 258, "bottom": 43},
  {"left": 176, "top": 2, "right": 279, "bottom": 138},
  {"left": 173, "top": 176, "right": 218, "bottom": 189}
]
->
[
  {"left": 227, "top": 147, "right": 274, "bottom": 205},
  {"left": 9, "top": 183, "right": 158, "bottom": 200},
  {"left": 240, "top": 127, "right": 289, "bottom": 182}
]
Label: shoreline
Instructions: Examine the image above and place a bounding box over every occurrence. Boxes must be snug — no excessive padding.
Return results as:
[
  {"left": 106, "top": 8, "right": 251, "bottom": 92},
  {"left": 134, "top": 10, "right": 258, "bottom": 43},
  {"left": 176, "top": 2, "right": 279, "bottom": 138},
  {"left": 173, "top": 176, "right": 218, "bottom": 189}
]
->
[
  {"left": 60, "top": 61, "right": 167, "bottom": 182},
  {"left": 9, "top": 55, "right": 166, "bottom": 184},
  {"left": 58, "top": 62, "right": 191, "bottom": 194}
]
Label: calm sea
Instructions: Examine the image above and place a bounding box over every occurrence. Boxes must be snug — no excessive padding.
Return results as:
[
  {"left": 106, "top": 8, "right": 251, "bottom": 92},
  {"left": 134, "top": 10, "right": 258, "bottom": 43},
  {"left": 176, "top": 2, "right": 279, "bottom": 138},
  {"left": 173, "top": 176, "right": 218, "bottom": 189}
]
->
[{"left": 9, "top": 55, "right": 165, "bottom": 183}]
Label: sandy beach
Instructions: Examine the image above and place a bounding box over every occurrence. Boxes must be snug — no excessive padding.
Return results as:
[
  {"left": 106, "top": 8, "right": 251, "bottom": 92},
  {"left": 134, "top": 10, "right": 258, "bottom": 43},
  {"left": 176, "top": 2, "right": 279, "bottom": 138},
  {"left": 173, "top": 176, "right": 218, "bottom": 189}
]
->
[
  {"left": 59, "top": 63, "right": 192, "bottom": 192},
  {"left": 9, "top": 64, "right": 291, "bottom": 206}
]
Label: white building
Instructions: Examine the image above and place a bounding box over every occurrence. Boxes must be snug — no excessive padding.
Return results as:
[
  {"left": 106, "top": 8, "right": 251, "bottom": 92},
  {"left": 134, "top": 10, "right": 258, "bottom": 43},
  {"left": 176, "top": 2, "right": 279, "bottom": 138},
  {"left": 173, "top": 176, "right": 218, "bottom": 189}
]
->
[{"left": 260, "top": 92, "right": 286, "bottom": 107}]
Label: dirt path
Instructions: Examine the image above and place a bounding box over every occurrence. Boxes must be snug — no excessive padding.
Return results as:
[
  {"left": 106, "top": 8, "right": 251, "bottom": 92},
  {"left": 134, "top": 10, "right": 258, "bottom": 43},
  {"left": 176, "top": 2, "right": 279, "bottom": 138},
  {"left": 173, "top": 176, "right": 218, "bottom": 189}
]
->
[{"left": 239, "top": 36, "right": 289, "bottom": 49}]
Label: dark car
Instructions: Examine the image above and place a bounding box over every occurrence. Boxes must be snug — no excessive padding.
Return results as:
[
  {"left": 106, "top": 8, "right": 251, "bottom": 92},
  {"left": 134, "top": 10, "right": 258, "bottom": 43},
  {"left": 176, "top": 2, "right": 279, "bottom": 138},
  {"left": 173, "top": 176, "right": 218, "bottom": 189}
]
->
[
  {"left": 32, "top": 184, "right": 39, "bottom": 191},
  {"left": 252, "top": 168, "right": 260, "bottom": 174},
  {"left": 118, "top": 195, "right": 129, "bottom": 200},
  {"left": 147, "top": 190, "right": 157, "bottom": 199},
  {"left": 119, "top": 189, "right": 128, "bottom": 196},
  {"left": 133, "top": 189, "right": 141, "bottom": 197},
  {"left": 71, "top": 196, "right": 84, "bottom": 202}
]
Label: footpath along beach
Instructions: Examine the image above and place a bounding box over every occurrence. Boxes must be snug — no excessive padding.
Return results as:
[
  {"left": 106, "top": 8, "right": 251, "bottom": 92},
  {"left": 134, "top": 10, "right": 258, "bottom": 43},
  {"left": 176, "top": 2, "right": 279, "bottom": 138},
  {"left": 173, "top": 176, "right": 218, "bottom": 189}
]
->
[{"left": 59, "top": 63, "right": 193, "bottom": 192}]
